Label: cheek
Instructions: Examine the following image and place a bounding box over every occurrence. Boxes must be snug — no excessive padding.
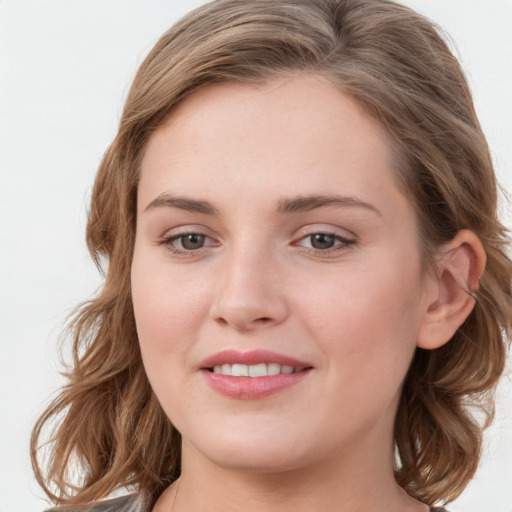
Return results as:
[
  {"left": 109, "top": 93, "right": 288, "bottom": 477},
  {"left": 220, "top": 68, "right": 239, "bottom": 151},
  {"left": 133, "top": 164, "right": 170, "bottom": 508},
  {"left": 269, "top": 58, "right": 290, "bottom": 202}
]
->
[
  {"left": 293, "top": 258, "right": 423, "bottom": 373},
  {"left": 131, "top": 250, "right": 211, "bottom": 356}
]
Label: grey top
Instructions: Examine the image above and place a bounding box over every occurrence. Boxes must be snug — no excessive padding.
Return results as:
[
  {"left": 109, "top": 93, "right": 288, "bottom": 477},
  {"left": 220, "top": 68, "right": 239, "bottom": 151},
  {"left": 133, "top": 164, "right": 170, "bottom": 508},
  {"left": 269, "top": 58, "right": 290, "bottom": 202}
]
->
[
  {"left": 47, "top": 494, "right": 449, "bottom": 511},
  {"left": 47, "top": 495, "right": 142, "bottom": 512}
]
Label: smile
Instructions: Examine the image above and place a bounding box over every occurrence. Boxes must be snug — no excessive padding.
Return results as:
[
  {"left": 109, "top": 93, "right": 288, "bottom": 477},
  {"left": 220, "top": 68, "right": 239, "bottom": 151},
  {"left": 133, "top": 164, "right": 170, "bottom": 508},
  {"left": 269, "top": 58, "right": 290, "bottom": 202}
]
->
[
  {"left": 209, "top": 363, "right": 306, "bottom": 377},
  {"left": 200, "top": 350, "right": 313, "bottom": 399}
]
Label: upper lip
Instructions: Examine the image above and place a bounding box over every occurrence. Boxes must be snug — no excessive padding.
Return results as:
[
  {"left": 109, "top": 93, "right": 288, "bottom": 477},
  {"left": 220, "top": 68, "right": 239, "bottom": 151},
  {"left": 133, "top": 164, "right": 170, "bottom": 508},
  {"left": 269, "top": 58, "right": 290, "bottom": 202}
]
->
[{"left": 199, "top": 349, "right": 312, "bottom": 369}]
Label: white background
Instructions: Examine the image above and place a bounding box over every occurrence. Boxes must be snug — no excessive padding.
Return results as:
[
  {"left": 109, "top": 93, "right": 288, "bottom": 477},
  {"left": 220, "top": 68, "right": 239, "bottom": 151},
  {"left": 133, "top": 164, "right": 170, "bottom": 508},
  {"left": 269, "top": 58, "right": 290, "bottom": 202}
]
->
[{"left": 0, "top": 1, "right": 510, "bottom": 511}]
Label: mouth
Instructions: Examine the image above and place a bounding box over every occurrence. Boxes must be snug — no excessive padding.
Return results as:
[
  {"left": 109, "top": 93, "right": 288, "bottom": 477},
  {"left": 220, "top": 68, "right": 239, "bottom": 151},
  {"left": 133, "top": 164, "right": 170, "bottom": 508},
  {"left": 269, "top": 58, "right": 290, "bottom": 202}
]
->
[
  {"left": 199, "top": 349, "right": 313, "bottom": 374},
  {"left": 199, "top": 350, "right": 313, "bottom": 399},
  {"left": 206, "top": 363, "right": 309, "bottom": 376}
]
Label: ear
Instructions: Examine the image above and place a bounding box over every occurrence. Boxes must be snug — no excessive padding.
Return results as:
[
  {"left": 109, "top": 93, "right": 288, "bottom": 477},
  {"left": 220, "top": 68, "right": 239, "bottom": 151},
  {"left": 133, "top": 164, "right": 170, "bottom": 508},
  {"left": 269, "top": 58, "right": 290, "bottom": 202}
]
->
[{"left": 417, "top": 230, "right": 486, "bottom": 350}]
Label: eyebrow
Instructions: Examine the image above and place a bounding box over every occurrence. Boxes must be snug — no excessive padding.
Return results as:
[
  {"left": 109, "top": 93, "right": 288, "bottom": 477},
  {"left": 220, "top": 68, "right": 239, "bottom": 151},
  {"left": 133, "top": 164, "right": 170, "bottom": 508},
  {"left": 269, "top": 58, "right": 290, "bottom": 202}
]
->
[
  {"left": 144, "top": 193, "right": 219, "bottom": 215},
  {"left": 144, "top": 192, "right": 381, "bottom": 217},
  {"left": 277, "top": 194, "right": 382, "bottom": 216}
]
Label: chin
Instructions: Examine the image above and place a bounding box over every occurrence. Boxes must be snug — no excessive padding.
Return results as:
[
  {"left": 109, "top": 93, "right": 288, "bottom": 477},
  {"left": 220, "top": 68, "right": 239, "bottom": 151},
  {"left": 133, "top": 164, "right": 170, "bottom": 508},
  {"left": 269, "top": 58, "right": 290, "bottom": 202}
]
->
[
  {"left": 206, "top": 446, "right": 308, "bottom": 474},
  {"left": 184, "top": 424, "right": 315, "bottom": 474}
]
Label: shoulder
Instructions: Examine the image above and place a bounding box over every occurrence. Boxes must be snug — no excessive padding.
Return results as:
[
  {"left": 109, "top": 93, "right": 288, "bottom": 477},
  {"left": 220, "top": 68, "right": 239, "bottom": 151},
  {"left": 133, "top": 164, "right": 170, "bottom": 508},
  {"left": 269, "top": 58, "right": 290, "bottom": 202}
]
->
[{"left": 46, "top": 494, "right": 146, "bottom": 512}]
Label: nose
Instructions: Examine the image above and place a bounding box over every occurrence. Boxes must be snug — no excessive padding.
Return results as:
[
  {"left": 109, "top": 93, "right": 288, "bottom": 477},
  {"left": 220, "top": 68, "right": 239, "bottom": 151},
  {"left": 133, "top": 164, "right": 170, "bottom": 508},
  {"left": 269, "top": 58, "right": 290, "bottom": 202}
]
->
[{"left": 209, "top": 247, "right": 289, "bottom": 332}]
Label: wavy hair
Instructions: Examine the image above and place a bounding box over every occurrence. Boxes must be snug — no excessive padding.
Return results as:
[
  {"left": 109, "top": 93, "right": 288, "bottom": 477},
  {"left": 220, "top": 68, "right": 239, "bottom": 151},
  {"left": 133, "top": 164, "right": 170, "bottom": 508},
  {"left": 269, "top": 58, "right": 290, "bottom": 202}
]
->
[{"left": 31, "top": 0, "right": 512, "bottom": 507}]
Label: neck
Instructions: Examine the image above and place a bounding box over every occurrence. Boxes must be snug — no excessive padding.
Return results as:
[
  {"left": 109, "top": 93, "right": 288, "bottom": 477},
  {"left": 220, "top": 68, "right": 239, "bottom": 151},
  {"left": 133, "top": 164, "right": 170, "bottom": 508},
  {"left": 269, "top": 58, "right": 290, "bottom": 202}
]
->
[{"left": 154, "top": 435, "right": 429, "bottom": 512}]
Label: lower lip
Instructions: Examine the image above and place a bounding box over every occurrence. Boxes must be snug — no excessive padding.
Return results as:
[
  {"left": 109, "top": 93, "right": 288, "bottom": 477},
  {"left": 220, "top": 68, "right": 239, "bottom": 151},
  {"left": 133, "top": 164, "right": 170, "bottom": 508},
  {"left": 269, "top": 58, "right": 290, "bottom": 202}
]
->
[{"left": 201, "top": 369, "right": 312, "bottom": 399}]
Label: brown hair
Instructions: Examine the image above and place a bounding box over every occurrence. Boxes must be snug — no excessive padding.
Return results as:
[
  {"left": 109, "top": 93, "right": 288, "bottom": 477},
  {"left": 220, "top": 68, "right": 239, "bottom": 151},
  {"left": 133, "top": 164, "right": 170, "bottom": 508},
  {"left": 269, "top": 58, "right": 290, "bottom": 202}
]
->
[{"left": 31, "top": 0, "right": 512, "bottom": 508}]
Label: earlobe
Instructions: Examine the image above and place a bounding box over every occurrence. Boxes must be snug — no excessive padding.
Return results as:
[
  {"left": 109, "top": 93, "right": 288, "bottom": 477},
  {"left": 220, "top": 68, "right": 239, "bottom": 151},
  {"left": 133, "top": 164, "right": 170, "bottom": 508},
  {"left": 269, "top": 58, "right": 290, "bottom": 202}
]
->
[{"left": 417, "top": 230, "right": 486, "bottom": 350}]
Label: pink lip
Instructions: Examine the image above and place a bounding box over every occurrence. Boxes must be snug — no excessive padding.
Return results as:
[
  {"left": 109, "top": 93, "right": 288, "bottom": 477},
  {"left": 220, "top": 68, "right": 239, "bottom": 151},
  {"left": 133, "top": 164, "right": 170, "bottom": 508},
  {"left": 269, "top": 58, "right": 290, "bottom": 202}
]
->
[
  {"left": 199, "top": 349, "right": 311, "bottom": 369},
  {"left": 199, "top": 350, "right": 313, "bottom": 400}
]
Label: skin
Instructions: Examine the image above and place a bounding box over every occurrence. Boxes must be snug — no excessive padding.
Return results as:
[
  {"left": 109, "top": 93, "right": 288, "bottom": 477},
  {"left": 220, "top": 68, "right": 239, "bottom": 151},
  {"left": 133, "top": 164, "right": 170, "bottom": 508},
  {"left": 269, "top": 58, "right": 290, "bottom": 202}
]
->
[{"left": 131, "top": 74, "right": 482, "bottom": 512}]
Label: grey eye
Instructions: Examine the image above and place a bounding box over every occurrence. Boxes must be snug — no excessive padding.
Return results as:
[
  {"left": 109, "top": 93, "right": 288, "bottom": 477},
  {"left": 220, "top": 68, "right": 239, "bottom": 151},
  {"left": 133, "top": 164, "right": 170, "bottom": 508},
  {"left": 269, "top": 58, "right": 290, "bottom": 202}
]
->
[
  {"left": 179, "top": 234, "right": 206, "bottom": 250},
  {"left": 309, "top": 233, "right": 336, "bottom": 250}
]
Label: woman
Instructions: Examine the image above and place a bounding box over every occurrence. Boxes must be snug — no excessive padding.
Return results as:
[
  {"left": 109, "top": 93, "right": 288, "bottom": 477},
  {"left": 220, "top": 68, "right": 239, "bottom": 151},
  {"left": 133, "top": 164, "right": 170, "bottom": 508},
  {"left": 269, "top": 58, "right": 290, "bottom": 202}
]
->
[{"left": 31, "top": 0, "right": 512, "bottom": 511}]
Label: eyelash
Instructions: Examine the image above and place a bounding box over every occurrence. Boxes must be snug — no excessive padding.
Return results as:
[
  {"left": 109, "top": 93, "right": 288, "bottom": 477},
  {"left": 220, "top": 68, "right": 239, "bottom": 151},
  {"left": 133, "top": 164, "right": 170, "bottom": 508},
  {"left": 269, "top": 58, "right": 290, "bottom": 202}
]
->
[
  {"left": 294, "top": 232, "right": 356, "bottom": 256},
  {"left": 158, "top": 232, "right": 219, "bottom": 255},
  {"left": 158, "top": 231, "right": 356, "bottom": 257}
]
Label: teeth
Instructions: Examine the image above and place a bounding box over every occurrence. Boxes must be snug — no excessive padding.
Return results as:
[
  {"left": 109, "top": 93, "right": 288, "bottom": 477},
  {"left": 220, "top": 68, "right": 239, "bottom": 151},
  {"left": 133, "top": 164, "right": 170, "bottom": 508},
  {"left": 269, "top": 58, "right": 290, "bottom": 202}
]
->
[
  {"left": 267, "top": 363, "right": 280, "bottom": 375},
  {"left": 248, "top": 363, "right": 267, "bottom": 377},
  {"left": 231, "top": 363, "right": 248, "bottom": 377},
  {"left": 211, "top": 363, "right": 302, "bottom": 377}
]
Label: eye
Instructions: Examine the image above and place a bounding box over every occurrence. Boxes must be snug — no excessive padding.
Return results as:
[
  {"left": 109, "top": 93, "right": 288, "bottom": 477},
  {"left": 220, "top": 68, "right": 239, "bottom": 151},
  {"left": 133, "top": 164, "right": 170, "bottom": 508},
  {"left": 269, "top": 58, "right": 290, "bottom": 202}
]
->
[
  {"left": 160, "top": 232, "right": 218, "bottom": 254},
  {"left": 308, "top": 233, "right": 337, "bottom": 250},
  {"left": 296, "top": 232, "right": 355, "bottom": 254},
  {"left": 176, "top": 233, "right": 207, "bottom": 250}
]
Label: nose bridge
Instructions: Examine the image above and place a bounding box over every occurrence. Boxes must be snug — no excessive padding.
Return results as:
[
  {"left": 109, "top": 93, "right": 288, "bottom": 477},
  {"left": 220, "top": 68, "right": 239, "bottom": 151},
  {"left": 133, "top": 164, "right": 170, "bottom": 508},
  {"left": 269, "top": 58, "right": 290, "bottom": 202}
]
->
[{"left": 210, "top": 241, "right": 288, "bottom": 331}]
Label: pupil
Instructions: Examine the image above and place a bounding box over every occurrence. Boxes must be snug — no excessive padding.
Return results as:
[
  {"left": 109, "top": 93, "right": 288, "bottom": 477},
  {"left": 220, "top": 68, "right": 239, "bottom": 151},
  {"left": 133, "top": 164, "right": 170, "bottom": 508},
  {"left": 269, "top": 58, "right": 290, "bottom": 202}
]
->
[
  {"left": 311, "top": 234, "right": 334, "bottom": 250},
  {"left": 182, "top": 234, "right": 204, "bottom": 250}
]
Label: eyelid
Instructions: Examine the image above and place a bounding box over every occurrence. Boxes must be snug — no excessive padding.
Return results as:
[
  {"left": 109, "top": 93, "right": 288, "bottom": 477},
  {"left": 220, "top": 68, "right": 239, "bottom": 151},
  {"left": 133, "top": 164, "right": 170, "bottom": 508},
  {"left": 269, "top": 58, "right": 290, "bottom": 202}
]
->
[
  {"left": 295, "top": 233, "right": 355, "bottom": 248},
  {"left": 157, "top": 225, "right": 220, "bottom": 255},
  {"left": 292, "top": 225, "right": 358, "bottom": 255},
  {"left": 159, "top": 224, "right": 216, "bottom": 241},
  {"left": 293, "top": 224, "right": 357, "bottom": 241},
  {"left": 170, "top": 232, "right": 217, "bottom": 245}
]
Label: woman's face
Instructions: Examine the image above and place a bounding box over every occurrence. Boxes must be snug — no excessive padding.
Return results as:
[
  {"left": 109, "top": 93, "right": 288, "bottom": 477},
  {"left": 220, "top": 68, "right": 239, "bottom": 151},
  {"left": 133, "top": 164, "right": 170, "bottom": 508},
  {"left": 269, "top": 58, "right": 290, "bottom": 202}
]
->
[{"left": 131, "top": 74, "right": 432, "bottom": 474}]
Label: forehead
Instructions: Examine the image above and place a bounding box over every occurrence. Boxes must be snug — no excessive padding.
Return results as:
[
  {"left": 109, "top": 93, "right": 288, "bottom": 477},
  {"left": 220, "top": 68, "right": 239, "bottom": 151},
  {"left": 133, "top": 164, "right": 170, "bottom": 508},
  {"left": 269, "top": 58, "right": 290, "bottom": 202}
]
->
[{"left": 138, "top": 74, "right": 406, "bottom": 218}]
